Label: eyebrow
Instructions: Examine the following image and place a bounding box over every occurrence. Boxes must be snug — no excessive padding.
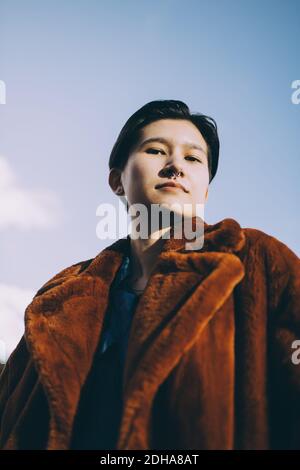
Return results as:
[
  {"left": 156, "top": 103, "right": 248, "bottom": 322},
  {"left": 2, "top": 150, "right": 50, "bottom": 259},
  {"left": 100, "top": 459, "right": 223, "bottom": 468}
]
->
[{"left": 138, "top": 137, "right": 207, "bottom": 157}]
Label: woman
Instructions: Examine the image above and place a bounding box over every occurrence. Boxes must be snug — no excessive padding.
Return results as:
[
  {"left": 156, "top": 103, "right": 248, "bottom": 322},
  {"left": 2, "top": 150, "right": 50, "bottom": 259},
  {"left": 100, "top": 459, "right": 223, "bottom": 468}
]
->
[{"left": 0, "top": 100, "right": 299, "bottom": 450}]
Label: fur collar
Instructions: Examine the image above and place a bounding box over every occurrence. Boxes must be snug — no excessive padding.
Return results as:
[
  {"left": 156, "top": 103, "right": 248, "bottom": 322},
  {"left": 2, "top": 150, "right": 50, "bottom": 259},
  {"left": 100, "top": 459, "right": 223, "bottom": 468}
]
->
[{"left": 24, "top": 216, "right": 246, "bottom": 449}]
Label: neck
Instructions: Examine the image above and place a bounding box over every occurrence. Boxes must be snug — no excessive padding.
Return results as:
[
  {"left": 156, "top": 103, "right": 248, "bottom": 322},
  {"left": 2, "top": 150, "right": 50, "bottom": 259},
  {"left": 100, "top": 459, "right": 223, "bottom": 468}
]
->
[{"left": 128, "top": 225, "right": 171, "bottom": 286}]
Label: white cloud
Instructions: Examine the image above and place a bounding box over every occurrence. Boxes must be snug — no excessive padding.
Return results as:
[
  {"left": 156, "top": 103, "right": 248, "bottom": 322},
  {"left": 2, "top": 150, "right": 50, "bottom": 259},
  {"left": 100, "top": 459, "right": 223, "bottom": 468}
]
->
[
  {"left": 0, "top": 155, "right": 61, "bottom": 230},
  {"left": 0, "top": 283, "right": 35, "bottom": 363}
]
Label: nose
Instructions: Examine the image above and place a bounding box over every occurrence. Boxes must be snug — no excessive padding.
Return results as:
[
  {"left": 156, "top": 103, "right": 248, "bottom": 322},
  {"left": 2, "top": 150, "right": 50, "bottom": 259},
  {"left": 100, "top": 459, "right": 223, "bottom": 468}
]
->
[{"left": 160, "top": 153, "right": 184, "bottom": 178}]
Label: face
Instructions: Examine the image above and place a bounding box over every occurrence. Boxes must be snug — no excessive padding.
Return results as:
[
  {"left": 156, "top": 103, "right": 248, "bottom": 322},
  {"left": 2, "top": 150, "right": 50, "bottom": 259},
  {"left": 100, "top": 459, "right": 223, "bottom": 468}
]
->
[{"left": 109, "top": 119, "right": 209, "bottom": 223}]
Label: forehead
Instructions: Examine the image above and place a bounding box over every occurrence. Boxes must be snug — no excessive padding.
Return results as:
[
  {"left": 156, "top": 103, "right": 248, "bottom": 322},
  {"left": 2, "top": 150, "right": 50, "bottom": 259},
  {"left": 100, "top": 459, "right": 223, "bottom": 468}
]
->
[{"left": 137, "top": 118, "right": 208, "bottom": 151}]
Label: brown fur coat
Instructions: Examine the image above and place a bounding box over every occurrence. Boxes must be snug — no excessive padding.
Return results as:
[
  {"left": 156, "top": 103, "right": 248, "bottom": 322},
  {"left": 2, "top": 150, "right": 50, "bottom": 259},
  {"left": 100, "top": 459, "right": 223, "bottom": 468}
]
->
[{"left": 0, "top": 217, "right": 299, "bottom": 450}]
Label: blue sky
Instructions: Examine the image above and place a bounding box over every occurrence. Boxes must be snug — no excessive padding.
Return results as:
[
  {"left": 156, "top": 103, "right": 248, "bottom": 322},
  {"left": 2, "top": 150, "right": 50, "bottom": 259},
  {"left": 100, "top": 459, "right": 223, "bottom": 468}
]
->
[{"left": 0, "top": 0, "right": 299, "bottom": 357}]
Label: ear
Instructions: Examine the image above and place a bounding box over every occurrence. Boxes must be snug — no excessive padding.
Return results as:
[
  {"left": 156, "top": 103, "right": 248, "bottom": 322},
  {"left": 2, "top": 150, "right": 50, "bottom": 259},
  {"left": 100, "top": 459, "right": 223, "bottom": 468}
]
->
[{"left": 109, "top": 168, "right": 124, "bottom": 196}]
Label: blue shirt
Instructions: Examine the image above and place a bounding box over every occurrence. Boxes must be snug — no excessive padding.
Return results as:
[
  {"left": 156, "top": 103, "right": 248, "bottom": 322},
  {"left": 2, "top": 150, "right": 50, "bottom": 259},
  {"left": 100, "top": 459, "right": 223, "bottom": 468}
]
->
[
  {"left": 70, "top": 254, "right": 142, "bottom": 450},
  {"left": 98, "top": 254, "right": 141, "bottom": 371}
]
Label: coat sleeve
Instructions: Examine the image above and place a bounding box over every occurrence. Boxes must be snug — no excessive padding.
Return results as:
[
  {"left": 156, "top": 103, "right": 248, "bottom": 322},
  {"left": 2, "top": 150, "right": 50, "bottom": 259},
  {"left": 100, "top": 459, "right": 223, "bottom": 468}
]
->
[
  {"left": 264, "top": 233, "right": 300, "bottom": 449},
  {"left": 0, "top": 361, "right": 9, "bottom": 427},
  {"left": 0, "top": 258, "right": 93, "bottom": 447},
  {"left": 0, "top": 335, "right": 31, "bottom": 446}
]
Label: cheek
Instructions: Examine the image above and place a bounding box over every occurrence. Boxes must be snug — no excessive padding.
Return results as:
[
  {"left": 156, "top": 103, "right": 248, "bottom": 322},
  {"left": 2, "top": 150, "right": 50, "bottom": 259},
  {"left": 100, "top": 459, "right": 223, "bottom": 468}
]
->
[
  {"left": 131, "top": 158, "right": 159, "bottom": 186},
  {"left": 123, "top": 161, "right": 152, "bottom": 201},
  {"left": 189, "top": 169, "right": 209, "bottom": 198},
  {"left": 129, "top": 165, "right": 149, "bottom": 192},
  {"left": 123, "top": 159, "right": 142, "bottom": 187}
]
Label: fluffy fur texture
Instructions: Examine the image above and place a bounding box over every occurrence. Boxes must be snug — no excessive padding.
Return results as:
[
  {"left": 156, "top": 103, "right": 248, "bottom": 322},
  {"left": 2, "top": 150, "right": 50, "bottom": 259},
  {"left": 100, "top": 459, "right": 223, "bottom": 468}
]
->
[{"left": 0, "top": 216, "right": 299, "bottom": 449}]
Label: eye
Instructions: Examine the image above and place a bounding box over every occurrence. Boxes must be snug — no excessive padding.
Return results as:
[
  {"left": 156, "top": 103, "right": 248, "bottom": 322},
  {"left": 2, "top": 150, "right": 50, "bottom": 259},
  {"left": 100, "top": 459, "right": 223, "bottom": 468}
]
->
[
  {"left": 145, "top": 147, "right": 166, "bottom": 155},
  {"left": 185, "top": 155, "right": 202, "bottom": 163}
]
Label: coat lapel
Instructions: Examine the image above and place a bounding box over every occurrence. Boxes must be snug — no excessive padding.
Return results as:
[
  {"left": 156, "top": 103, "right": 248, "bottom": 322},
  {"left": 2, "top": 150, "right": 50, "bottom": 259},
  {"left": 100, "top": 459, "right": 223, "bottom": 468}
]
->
[{"left": 24, "top": 216, "right": 246, "bottom": 449}]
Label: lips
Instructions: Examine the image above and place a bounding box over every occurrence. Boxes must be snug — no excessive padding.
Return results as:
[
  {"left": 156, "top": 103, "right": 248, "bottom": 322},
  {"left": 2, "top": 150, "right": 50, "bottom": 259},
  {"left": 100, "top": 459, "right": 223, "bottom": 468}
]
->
[{"left": 155, "top": 181, "right": 188, "bottom": 193}]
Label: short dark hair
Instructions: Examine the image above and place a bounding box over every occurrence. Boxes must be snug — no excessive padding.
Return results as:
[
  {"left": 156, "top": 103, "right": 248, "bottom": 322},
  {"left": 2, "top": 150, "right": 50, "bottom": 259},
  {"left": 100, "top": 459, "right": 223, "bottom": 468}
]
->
[{"left": 108, "top": 99, "right": 220, "bottom": 183}]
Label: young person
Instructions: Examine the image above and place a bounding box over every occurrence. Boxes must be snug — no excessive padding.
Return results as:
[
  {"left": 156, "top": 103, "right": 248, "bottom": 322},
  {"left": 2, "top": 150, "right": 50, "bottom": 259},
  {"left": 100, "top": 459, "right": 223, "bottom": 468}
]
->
[{"left": 0, "top": 100, "right": 299, "bottom": 450}]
